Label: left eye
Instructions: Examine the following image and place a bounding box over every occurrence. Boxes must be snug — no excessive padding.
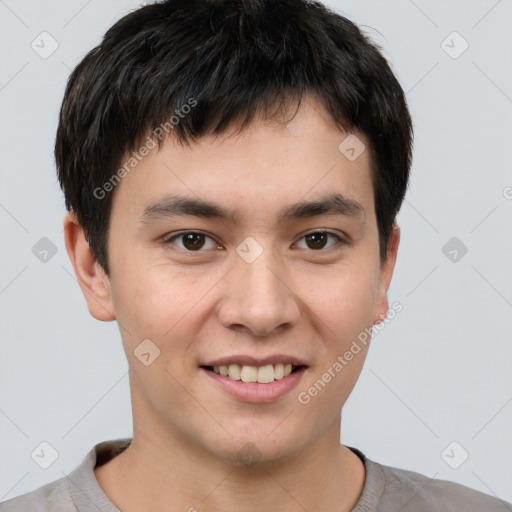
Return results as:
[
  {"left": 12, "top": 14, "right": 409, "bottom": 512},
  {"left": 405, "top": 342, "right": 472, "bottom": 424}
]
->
[
  {"left": 164, "top": 231, "right": 344, "bottom": 252},
  {"left": 294, "top": 231, "right": 343, "bottom": 251}
]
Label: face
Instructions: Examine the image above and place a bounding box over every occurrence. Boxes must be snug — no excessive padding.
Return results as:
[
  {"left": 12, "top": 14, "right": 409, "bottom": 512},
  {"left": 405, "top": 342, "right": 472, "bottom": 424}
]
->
[{"left": 68, "top": 95, "right": 399, "bottom": 467}]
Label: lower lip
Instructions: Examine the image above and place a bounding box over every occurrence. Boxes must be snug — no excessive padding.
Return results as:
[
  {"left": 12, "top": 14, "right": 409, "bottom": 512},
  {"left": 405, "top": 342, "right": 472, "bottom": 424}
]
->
[{"left": 200, "top": 367, "right": 307, "bottom": 403}]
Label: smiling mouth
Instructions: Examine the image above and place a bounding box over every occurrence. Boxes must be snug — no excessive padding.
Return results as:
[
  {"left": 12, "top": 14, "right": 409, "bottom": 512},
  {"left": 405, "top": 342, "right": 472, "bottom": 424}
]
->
[{"left": 200, "top": 363, "right": 306, "bottom": 384}]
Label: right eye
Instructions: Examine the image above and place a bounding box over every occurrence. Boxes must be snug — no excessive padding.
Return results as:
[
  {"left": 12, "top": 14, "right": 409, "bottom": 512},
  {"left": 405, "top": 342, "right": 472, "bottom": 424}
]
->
[{"left": 163, "top": 231, "right": 221, "bottom": 252}]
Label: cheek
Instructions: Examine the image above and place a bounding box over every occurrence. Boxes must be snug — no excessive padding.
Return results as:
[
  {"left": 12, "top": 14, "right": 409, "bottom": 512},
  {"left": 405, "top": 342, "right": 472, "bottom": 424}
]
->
[
  {"left": 109, "top": 263, "right": 223, "bottom": 358},
  {"left": 109, "top": 266, "right": 188, "bottom": 343},
  {"left": 304, "top": 262, "right": 378, "bottom": 335},
  {"left": 296, "top": 261, "right": 377, "bottom": 401}
]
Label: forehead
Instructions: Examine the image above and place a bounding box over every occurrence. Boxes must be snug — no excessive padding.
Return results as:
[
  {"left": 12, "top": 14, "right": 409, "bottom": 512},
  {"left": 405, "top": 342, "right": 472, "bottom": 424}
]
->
[{"left": 111, "top": 96, "right": 375, "bottom": 223}]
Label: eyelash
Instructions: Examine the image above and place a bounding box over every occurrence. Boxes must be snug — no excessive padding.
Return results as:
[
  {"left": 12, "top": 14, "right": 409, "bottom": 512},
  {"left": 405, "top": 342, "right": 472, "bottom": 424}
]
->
[{"left": 162, "top": 230, "right": 347, "bottom": 254}]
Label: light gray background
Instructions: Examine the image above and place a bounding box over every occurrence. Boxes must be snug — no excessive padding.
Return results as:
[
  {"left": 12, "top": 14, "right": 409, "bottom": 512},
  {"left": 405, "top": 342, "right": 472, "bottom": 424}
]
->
[{"left": 1, "top": 0, "right": 511, "bottom": 505}]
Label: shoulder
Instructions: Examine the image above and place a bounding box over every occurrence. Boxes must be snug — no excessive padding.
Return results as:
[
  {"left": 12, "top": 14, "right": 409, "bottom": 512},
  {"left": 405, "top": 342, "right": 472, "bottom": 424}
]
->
[
  {"left": 0, "top": 439, "right": 129, "bottom": 512},
  {"left": 375, "top": 460, "right": 511, "bottom": 511},
  {"left": 0, "top": 476, "right": 73, "bottom": 512}
]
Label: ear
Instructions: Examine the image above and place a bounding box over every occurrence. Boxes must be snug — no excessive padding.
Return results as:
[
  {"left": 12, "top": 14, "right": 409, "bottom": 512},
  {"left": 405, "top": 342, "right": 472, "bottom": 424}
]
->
[
  {"left": 63, "top": 211, "right": 116, "bottom": 321},
  {"left": 373, "top": 224, "right": 400, "bottom": 325}
]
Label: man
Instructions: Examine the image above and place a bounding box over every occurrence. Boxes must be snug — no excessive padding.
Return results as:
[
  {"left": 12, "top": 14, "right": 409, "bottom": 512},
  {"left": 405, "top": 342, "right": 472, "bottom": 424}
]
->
[{"left": 1, "top": 0, "right": 510, "bottom": 510}]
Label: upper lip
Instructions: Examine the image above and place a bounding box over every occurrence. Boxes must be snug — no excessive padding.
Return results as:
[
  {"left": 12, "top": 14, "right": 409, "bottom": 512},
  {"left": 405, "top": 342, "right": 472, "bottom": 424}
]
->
[{"left": 201, "top": 354, "right": 308, "bottom": 367}]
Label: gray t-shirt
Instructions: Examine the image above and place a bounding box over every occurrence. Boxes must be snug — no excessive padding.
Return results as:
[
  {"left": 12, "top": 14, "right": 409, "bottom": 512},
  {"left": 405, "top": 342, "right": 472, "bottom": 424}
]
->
[{"left": 0, "top": 438, "right": 510, "bottom": 511}]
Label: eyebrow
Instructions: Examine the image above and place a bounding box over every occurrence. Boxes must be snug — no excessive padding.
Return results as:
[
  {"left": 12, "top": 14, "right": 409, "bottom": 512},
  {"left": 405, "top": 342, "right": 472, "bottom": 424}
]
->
[{"left": 137, "top": 192, "right": 366, "bottom": 225}]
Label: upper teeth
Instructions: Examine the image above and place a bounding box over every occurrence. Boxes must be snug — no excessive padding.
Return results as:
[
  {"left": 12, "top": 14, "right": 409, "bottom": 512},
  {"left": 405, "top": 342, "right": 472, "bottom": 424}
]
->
[{"left": 213, "top": 363, "right": 294, "bottom": 383}]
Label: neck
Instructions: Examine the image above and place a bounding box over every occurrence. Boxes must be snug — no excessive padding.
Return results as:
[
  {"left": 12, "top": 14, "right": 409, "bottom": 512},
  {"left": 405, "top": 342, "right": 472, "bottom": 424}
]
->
[
  {"left": 95, "top": 418, "right": 365, "bottom": 512},
  {"left": 95, "top": 376, "right": 365, "bottom": 511}
]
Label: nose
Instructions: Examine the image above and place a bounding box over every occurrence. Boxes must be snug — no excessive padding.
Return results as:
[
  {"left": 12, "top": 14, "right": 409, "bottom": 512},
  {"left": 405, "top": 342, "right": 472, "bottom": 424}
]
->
[{"left": 216, "top": 243, "right": 301, "bottom": 337}]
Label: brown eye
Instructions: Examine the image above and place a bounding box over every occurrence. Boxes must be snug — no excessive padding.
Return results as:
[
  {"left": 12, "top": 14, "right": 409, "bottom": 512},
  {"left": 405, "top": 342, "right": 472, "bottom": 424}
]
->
[
  {"left": 165, "top": 232, "right": 218, "bottom": 252},
  {"left": 295, "top": 231, "right": 344, "bottom": 251},
  {"left": 181, "top": 233, "right": 206, "bottom": 251}
]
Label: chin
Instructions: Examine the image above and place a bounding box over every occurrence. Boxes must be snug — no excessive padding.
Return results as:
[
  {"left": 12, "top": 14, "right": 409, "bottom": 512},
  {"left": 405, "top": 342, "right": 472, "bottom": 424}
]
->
[{"left": 203, "top": 429, "right": 306, "bottom": 469}]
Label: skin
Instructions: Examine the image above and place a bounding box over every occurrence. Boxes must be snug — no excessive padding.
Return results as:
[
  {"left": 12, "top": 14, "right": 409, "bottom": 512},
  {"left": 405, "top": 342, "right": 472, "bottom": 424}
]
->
[{"left": 64, "top": 94, "right": 400, "bottom": 512}]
